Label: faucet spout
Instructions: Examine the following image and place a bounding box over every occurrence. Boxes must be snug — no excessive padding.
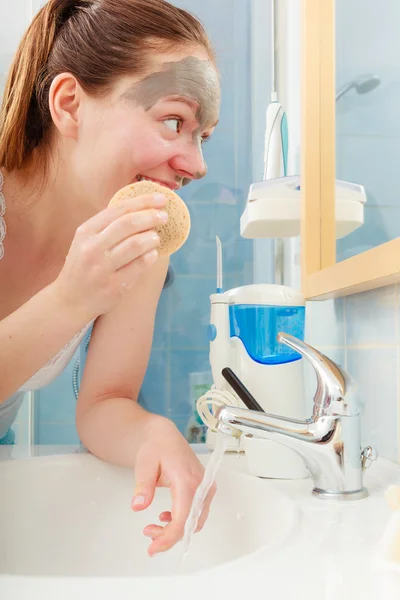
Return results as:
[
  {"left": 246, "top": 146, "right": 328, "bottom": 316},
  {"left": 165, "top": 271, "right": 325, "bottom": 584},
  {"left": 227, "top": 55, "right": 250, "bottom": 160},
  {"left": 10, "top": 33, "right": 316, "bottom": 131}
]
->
[
  {"left": 216, "top": 405, "right": 336, "bottom": 444},
  {"left": 211, "top": 334, "right": 377, "bottom": 501},
  {"left": 215, "top": 404, "right": 361, "bottom": 499}
]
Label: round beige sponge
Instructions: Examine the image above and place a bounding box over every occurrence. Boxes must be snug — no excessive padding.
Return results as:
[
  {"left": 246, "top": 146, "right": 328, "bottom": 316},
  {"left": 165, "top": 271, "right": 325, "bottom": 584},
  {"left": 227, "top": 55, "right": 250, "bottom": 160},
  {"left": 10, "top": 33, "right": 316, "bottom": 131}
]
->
[{"left": 109, "top": 180, "right": 191, "bottom": 257}]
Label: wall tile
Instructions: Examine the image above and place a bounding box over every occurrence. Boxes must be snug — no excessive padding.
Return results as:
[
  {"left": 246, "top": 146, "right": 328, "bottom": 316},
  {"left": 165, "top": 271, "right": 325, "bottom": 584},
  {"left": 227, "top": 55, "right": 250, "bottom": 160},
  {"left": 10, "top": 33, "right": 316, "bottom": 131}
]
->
[
  {"left": 35, "top": 355, "right": 78, "bottom": 423},
  {"left": 171, "top": 198, "right": 252, "bottom": 277},
  {"left": 152, "top": 283, "right": 170, "bottom": 350},
  {"left": 37, "top": 423, "right": 80, "bottom": 446},
  {"left": 347, "top": 348, "right": 398, "bottom": 461},
  {"left": 171, "top": 415, "right": 192, "bottom": 438},
  {"left": 169, "top": 350, "right": 211, "bottom": 422},
  {"left": 169, "top": 275, "right": 239, "bottom": 350},
  {"left": 305, "top": 299, "right": 345, "bottom": 348},
  {"left": 345, "top": 285, "right": 397, "bottom": 347}
]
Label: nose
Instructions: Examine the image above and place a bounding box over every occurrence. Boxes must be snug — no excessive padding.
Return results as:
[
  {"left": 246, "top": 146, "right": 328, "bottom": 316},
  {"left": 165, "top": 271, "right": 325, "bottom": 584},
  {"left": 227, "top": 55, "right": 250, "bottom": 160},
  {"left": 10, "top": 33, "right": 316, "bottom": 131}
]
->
[{"left": 170, "top": 136, "right": 208, "bottom": 184}]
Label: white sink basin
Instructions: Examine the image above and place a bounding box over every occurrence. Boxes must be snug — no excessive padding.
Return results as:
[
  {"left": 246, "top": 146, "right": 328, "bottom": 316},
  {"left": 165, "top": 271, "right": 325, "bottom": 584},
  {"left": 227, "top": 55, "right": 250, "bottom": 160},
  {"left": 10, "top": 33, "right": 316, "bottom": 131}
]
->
[{"left": 0, "top": 452, "right": 297, "bottom": 578}]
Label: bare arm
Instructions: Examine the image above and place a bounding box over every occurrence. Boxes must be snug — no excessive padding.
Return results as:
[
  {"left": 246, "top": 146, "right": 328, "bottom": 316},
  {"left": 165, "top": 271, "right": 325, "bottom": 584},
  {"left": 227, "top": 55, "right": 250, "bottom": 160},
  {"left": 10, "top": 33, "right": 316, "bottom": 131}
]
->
[
  {"left": 75, "top": 256, "right": 170, "bottom": 465},
  {"left": 76, "top": 256, "right": 215, "bottom": 557},
  {"left": 0, "top": 282, "right": 89, "bottom": 402}
]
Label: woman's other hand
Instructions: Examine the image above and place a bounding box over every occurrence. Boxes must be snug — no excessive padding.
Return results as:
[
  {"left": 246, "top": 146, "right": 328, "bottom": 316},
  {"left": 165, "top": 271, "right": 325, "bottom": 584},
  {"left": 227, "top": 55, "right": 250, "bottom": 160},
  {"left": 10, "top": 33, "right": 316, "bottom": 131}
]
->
[{"left": 130, "top": 417, "right": 216, "bottom": 557}]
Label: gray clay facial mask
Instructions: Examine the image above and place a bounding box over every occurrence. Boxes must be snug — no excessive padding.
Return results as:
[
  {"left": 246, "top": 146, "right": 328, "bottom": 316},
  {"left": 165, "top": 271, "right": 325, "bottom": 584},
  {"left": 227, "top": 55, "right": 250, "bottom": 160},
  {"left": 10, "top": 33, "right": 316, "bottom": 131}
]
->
[
  {"left": 124, "top": 56, "right": 219, "bottom": 183},
  {"left": 127, "top": 56, "right": 220, "bottom": 130}
]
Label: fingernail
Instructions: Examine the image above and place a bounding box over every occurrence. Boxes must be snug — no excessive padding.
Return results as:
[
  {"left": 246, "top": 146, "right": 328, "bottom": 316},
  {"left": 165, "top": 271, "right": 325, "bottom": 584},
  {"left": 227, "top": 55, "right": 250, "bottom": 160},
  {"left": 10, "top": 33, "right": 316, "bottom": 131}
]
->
[
  {"left": 145, "top": 249, "right": 159, "bottom": 264},
  {"left": 131, "top": 494, "right": 146, "bottom": 508},
  {"left": 153, "top": 193, "right": 166, "bottom": 206},
  {"left": 157, "top": 210, "right": 168, "bottom": 223}
]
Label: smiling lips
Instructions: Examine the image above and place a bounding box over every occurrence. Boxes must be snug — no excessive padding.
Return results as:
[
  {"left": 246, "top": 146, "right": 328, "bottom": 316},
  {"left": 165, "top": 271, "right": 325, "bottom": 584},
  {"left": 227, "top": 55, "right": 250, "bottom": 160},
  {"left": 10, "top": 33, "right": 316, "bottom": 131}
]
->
[{"left": 136, "top": 174, "right": 181, "bottom": 191}]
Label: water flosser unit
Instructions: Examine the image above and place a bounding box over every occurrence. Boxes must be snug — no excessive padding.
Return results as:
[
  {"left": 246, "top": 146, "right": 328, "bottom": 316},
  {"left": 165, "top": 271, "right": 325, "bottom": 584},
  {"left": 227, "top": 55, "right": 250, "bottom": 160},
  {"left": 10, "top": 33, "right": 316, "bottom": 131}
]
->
[
  {"left": 203, "top": 0, "right": 307, "bottom": 478},
  {"left": 206, "top": 238, "right": 306, "bottom": 474}
]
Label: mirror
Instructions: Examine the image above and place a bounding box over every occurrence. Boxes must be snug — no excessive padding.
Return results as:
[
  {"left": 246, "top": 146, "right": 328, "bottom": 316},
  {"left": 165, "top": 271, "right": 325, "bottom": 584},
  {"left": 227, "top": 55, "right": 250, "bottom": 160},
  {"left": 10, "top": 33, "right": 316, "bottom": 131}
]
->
[
  {"left": 336, "top": 0, "right": 400, "bottom": 263},
  {"left": 301, "top": 0, "right": 400, "bottom": 300}
]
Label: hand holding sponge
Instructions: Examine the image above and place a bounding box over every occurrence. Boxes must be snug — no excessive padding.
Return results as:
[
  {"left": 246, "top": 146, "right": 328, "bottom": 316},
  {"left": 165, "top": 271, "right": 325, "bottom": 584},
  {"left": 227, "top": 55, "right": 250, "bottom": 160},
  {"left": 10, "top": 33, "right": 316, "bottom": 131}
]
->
[{"left": 108, "top": 181, "right": 191, "bottom": 257}]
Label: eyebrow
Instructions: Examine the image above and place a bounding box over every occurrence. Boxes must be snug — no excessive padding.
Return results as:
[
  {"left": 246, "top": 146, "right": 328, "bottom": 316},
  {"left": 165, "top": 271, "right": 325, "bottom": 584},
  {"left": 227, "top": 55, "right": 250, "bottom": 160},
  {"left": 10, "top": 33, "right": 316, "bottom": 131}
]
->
[{"left": 164, "top": 95, "right": 219, "bottom": 128}]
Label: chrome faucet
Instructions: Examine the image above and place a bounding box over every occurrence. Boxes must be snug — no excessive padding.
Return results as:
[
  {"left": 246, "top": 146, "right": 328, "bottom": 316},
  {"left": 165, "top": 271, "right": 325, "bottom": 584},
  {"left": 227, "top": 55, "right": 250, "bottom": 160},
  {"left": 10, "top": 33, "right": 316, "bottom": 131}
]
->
[{"left": 214, "top": 333, "right": 377, "bottom": 501}]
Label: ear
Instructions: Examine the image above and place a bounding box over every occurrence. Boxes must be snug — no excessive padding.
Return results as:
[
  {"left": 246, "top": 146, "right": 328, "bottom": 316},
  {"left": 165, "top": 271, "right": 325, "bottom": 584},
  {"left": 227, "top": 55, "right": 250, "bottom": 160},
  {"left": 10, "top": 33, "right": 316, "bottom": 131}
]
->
[{"left": 48, "top": 73, "right": 82, "bottom": 140}]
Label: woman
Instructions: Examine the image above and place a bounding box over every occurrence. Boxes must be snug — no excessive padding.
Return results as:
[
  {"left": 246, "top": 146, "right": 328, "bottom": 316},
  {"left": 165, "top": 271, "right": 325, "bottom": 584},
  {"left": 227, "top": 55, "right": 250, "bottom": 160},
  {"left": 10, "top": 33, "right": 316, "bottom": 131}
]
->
[{"left": 0, "top": 0, "right": 220, "bottom": 557}]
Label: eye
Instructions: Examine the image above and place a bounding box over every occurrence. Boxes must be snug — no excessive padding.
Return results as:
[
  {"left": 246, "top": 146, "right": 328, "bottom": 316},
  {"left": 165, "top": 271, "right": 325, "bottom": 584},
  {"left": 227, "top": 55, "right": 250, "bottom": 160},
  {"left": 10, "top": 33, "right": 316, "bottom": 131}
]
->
[
  {"left": 163, "top": 117, "right": 182, "bottom": 133},
  {"left": 201, "top": 135, "right": 211, "bottom": 145}
]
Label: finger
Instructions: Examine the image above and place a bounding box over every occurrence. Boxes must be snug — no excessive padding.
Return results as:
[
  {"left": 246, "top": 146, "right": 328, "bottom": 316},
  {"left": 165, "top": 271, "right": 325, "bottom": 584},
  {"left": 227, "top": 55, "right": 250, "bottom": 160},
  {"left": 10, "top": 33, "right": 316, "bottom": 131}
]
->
[
  {"left": 99, "top": 208, "right": 168, "bottom": 250},
  {"left": 103, "top": 229, "right": 160, "bottom": 272},
  {"left": 147, "top": 480, "right": 195, "bottom": 556},
  {"left": 143, "top": 524, "right": 164, "bottom": 539},
  {"left": 77, "top": 192, "right": 167, "bottom": 236},
  {"left": 195, "top": 482, "right": 217, "bottom": 532},
  {"left": 107, "top": 230, "right": 160, "bottom": 271},
  {"left": 114, "top": 248, "right": 159, "bottom": 291},
  {"left": 159, "top": 511, "right": 172, "bottom": 523},
  {"left": 131, "top": 454, "right": 160, "bottom": 512}
]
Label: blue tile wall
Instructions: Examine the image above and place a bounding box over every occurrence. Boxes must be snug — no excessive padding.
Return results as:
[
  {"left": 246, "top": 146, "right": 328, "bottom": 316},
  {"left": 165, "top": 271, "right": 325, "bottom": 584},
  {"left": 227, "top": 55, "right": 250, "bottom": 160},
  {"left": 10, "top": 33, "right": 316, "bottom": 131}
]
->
[
  {"left": 169, "top": 350, "right": 211, "bottom": 434},
  {"left": 306, "top": 285, "right": 400, "bottom": 463},
  {"left": 34, "top": 351, "right": 80, "bottom": 445},
  {"left": 347, "top": 347, "right": 398, "bottom": 461},
  {"left": 30, "top": 0, "right": 258, "bottom": 444},
  {"left": 345, "top": 286, "right": 397, "bottom": 347}
]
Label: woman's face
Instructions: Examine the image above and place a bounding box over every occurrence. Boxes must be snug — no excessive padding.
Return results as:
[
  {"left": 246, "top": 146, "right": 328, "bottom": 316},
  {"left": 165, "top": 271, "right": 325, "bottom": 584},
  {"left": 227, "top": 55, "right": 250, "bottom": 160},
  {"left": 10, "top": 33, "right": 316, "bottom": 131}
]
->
[{"left": 69, "top": 48, "right": 220, "bottom": 206}]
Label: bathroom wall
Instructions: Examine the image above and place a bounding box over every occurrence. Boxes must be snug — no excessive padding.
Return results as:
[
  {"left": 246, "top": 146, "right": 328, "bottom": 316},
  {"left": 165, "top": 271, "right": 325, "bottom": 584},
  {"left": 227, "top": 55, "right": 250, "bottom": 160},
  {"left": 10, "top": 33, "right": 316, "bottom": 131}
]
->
[
  {"left": 306, "top": 289, "right": 400, "bottom": 463},
  {"left": 0, "top": 0, "right": 271, "bottom": 443},
  {"left": 261, "top": 0, "right": 400, "bottom": 464},
  {"left": 306, "top": 0, "right": 400, "bottom": 463}
]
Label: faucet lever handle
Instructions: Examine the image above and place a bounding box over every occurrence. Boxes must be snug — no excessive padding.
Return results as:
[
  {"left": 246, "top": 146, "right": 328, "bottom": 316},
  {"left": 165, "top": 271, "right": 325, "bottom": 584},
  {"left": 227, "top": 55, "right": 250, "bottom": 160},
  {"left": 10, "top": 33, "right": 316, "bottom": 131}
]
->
[{"left": 277, "top": 332, "right": 358, "bottom": 418}]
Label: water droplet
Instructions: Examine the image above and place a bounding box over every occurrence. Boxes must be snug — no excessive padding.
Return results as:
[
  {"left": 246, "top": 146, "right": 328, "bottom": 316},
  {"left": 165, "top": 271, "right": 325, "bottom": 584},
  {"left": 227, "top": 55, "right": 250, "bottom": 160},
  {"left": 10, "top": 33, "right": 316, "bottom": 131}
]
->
[{"left": 236, "top": 437, "right": 241, "bottom": 457}]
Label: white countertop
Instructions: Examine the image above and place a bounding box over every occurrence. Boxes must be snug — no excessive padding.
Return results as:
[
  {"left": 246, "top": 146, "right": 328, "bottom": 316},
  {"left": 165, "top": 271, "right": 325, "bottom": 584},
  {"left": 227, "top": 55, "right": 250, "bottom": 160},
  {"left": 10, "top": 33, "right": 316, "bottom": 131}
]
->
[{"left": 1, "top": 444, "right": 400, "bottom": 599}]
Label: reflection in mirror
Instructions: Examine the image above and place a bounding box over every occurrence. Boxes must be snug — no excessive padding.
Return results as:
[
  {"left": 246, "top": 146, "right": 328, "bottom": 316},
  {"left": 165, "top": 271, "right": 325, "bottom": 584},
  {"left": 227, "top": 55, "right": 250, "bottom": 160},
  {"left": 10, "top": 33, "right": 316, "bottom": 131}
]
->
[{"left": 336, "top": 0, "right": 400, "bottom": 263}]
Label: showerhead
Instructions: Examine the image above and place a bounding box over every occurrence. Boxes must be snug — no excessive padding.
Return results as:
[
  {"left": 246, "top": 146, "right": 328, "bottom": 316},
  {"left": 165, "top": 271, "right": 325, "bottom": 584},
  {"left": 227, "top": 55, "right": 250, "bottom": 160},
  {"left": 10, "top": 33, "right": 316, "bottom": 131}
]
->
[
  {"left": 336, "top": 74, "right": 381, "bottom": 102},
  {"left": 354, "top": 75, "right": 380, "bottom": 94}
]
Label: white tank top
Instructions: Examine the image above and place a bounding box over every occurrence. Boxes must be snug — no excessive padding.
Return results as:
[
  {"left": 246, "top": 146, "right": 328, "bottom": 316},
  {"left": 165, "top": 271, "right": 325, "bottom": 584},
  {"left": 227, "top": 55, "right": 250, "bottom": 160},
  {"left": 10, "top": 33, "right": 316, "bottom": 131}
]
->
[{"left": 0, "top": 321, "right": 94, "bottom": 439}]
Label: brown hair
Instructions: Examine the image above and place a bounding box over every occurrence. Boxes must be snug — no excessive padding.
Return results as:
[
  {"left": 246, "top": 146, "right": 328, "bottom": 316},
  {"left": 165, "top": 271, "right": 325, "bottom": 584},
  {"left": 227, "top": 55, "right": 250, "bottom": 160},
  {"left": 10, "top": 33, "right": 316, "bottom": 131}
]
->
[{"left": 0, "top": 0, "right": 215, "bottom": 172}]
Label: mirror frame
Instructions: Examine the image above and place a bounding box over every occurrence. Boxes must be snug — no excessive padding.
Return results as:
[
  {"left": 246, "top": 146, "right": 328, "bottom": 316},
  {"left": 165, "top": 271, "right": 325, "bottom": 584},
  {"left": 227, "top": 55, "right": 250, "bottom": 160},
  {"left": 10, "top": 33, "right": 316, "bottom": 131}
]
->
[{"left": 300, "top": 0, "right": 400, "bottom": 300}]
